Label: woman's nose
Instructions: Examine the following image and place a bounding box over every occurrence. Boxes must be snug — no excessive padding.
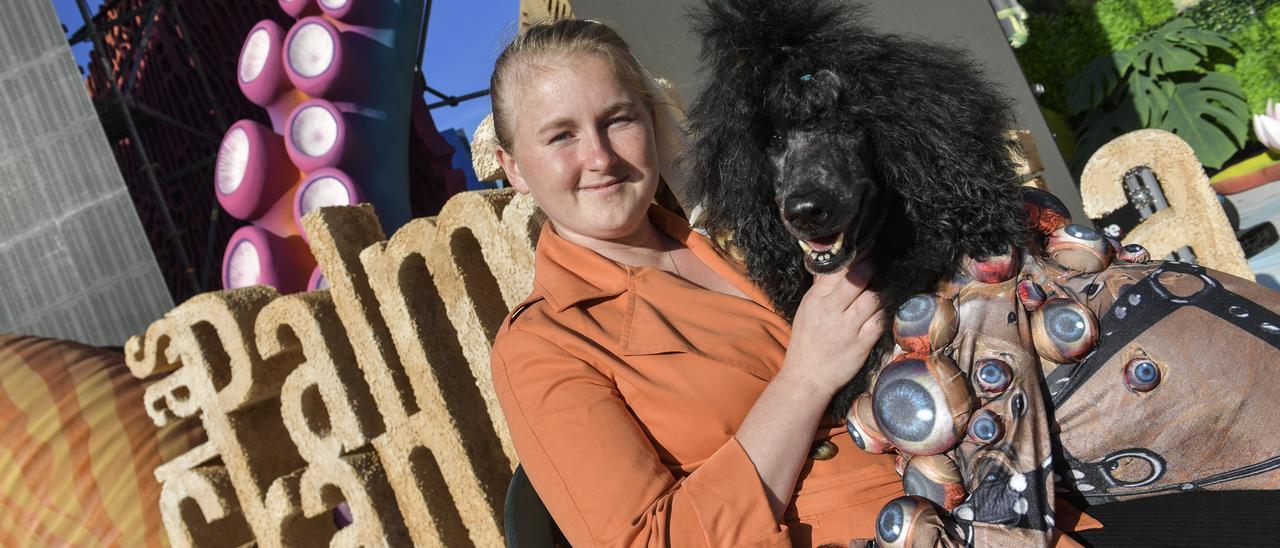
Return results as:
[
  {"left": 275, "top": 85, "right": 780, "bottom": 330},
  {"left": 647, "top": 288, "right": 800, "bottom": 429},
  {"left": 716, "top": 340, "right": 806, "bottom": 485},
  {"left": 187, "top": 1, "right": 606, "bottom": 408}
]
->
[{"left": 582, "top": 133, "right": 618, "bottom": 171}]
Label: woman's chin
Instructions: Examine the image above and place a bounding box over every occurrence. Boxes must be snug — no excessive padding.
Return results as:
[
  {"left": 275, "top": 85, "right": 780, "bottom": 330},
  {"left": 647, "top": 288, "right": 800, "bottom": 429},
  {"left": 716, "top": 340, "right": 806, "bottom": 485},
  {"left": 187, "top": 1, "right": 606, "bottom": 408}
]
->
[{"left": 575, "top": 211, "right": 653, "bottom": 240}]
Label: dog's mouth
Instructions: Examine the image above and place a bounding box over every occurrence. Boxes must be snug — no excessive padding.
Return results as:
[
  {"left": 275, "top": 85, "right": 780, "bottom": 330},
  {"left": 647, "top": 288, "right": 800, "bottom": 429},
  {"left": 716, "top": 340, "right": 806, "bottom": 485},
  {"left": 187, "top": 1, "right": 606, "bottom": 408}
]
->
[{"left": 796, "top": 224, "right": 856, "bottom": 273}]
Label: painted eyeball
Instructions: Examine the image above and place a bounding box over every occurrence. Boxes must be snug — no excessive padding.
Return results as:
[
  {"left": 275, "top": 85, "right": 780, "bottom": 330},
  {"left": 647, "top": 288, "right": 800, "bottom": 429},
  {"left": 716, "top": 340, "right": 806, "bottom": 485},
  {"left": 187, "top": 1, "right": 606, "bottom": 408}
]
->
[
  {"left": 846, "top": 393, "right": 895, "bottom": 454},
  {"left": 902, "top": 454, "right": 967, "bottom": 511},
  {"left": 875, "top": 496, "right": 945, "bottom": 548},
  {"left": 1046, "top": 224, "right": 1113, "bottom": 273},
  {"left": 872, "top": 354, "right": 976, "bottom": 456},
  {"left": 962, "top": 244, "right": 1021, "bottom": 284},
  {"left": 1117, "top": 243, "right": 1151, "bottom": 263},
  {"left": 1032, "top": 298, "right": 1100, "bottom": 363},
  {"left": 1123, "top": 358, "right": 1162, "bottom": 392},
  {"left": 893, "top": 294, "right": 959, "bottom": 353},
  {"left": 1016, "top": 279, "right": 1047, "bottom": 311},
  {"left": 974, "top": 358, "right": 1014, "bottom": 396},
  {"left": 966, "top": 409, "right": 1004, "bottom": 446},
  {"left": 1021, "top": 187, "right": 1072, "bottom": 235}
]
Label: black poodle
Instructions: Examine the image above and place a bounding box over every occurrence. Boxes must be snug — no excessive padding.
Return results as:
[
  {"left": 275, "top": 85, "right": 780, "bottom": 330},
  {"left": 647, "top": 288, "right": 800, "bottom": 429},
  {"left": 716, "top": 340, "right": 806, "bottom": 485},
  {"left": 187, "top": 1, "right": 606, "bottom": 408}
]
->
[
  {"left": 684, "top": 0, "right": 1030, "bottom": 403},
  {"left": 685, "top": 5, "right": 1280, "bottom": 544}
]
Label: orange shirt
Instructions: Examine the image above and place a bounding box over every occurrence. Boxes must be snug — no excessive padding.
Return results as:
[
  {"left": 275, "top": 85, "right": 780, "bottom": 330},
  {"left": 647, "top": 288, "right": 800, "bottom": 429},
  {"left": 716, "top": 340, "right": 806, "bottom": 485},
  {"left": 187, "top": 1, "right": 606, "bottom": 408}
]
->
[{"left": 490, "top": 204, "right": 903, "bottom": 547}]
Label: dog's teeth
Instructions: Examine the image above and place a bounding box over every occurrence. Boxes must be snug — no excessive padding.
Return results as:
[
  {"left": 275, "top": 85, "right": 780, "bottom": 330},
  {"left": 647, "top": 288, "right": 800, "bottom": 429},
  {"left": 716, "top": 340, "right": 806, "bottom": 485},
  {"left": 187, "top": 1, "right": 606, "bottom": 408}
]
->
[
  {"left": 798, "top": 240, "right": 813, "bottom": 253},
  {"left": 831, "top": 232, "right": 845, "bottom": 254}
]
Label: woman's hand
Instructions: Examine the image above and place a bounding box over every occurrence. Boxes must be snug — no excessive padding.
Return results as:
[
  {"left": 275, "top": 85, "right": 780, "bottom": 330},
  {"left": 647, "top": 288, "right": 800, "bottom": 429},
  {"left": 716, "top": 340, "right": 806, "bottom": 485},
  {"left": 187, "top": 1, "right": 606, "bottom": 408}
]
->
[
  {"left": 736, "top": 258, "right": 886, "bottom": 518},
  {"left": 778, "top": 259, "right": 885, "bottom": 396}
]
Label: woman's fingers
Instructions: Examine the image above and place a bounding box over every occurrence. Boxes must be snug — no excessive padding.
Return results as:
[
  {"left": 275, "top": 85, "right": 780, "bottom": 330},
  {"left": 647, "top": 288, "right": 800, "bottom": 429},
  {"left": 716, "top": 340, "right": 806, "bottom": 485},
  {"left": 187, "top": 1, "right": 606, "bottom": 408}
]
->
[
  {"left": 812, "top": 259, "right": 874, "bottom": 307},
  {"left": 786, "top": 257, "right": 885, "bottom": 391},
  {"left": 808, "top": 270, "right": 842, "bottom": 298},
  {"left": 845, "top": 285, "right": 881, "bottom": 319},
  {"left": 858, "top": 309, "right": 888, "bottom": 342}
]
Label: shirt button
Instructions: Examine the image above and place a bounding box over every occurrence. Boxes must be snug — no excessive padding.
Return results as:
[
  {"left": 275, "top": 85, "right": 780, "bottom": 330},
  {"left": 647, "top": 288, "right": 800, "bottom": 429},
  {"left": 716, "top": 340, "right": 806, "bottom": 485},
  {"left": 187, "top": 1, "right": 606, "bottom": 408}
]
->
[{"left": 810, "top": 440, "right": 838, "bottom": 460}]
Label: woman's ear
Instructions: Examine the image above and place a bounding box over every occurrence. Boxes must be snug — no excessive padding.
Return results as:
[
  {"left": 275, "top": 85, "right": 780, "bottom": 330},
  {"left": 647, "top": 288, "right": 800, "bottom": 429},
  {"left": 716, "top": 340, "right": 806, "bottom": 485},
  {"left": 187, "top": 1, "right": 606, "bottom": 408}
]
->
[{"left": 495, "top": 146, "right": 530, "bottom": 195}]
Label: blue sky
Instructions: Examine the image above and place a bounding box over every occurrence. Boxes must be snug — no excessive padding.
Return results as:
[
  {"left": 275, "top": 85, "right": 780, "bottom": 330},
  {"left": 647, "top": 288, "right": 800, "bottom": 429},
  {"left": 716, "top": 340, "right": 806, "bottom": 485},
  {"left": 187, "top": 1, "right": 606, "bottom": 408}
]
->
[
  {"left": 50, "top": 0, "right": 517, "bottom": 140},
  {"left": 421, "top": 0, "right": 518, "bottom": 138}
]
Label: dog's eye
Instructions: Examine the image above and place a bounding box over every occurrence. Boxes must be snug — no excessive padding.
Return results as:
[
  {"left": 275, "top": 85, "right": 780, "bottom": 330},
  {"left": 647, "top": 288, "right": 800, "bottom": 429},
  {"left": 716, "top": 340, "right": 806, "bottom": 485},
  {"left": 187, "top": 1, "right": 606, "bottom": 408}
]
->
[{"left": 767, "top": 133, "right": 784, "bottom": 149}]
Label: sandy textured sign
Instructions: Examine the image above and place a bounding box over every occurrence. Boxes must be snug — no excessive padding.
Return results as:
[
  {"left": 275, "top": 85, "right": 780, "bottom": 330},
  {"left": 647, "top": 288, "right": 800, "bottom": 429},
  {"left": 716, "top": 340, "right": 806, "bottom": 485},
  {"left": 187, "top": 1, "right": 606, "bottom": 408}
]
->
[{"left": 126, "top": 188, "right": 540, "bottom": 547}]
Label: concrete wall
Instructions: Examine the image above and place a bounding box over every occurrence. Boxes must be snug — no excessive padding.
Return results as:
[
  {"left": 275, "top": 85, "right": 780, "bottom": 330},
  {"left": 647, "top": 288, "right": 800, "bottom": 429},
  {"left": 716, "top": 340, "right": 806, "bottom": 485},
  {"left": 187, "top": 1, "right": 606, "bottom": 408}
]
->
[
  {"left": 571, "top": 0, "right": 1087, "bottom": 221},
  {"left": 0, "top": 0, "right": 172, "bottom": 346}
]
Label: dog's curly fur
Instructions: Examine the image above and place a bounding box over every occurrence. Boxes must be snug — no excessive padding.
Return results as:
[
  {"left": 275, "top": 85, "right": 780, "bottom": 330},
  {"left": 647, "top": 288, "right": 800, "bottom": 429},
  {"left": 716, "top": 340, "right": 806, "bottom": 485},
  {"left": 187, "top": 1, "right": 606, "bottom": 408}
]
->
[{"left": 685, "top": 0, "right": 1033, "bottom": 407}]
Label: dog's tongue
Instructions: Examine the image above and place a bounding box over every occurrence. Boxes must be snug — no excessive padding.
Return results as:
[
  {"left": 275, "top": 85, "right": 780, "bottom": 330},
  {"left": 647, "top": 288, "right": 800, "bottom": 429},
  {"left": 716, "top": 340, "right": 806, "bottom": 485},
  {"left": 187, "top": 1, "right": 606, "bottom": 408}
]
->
[{"left": 806, "top": 234, "right": 839, "bottom": 252}]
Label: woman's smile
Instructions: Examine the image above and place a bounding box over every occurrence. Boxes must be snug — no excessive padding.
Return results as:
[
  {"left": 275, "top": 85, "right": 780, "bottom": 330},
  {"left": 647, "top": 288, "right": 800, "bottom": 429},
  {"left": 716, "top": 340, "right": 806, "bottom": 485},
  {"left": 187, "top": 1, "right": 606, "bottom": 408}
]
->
[{"left": 579, "top": 178, "right": 624, "bottom": 194}]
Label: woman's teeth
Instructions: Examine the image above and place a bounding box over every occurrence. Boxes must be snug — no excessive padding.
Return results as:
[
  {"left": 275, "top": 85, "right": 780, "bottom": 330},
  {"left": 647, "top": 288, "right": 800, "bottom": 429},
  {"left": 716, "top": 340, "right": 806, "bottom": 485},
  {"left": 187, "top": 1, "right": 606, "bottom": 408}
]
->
[{"left": 797, "top": 232, "right": 845, "bottom": 263}]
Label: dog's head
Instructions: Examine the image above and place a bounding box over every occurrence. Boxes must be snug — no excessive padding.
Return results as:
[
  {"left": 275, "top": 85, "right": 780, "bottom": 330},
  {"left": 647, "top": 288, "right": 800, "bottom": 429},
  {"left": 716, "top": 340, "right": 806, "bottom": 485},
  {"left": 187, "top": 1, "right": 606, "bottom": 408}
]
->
[
  {"left": 687, "top": 0, "right": 1029, "bottom": 315},
  {"left": 764, "top": 69, "right": 885, "bottom": 273}
]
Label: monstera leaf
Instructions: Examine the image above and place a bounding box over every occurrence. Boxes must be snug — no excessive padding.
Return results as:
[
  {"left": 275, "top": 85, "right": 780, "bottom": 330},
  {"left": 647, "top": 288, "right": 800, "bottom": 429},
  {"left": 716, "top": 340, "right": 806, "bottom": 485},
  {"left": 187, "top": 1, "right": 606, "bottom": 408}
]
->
[
  {"left": 1067, "top": 52, "right": 1131, "bottom": 115},
  {"left": 1129, "top": 19, "right": 1205, "bottom": 77},
  {"left": 1065, "top": 17, "right": 1245, "bottom": 171},
  {"left": 1165, "top": 21, "right": 1235, "bottom": 55},
  {"left": 1157, "top": 72, "right": 1250, "bottom": 169},
  {"left": 1125, "top": 72, "right": 1170, "bottom": 127},
  {"left": 1072, "top": 100, "right": 1143, "bottom": 172}
]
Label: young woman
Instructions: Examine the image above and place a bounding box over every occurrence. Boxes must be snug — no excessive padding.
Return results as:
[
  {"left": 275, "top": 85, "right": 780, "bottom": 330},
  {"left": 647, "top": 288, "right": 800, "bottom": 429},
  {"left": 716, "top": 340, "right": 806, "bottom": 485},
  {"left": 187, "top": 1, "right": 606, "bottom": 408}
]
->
[{"left": 488, "top": 19, "right": 898, "bottom": 546}]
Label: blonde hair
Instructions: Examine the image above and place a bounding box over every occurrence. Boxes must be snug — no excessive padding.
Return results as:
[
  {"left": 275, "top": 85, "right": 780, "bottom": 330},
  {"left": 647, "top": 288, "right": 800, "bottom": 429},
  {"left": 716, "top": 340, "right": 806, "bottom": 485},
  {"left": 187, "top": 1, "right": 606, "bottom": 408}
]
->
[{"left": 490, "top": 19, "right": 656, "bottom": 150}]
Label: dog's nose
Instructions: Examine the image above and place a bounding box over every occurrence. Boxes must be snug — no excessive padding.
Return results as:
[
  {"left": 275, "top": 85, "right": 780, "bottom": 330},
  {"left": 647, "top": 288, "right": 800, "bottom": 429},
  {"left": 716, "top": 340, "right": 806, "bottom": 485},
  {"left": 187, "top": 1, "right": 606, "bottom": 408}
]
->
[{"left": 783, "top": 192, "right": 832, "bottom": 229}]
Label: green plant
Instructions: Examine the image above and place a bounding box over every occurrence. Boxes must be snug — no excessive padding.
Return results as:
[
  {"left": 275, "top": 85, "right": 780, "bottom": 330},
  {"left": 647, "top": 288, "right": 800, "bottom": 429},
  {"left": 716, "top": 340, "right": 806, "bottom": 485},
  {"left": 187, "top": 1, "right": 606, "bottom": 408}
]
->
[
  {"left": 1067, "top": 17, "right": 1250, "bottom": 169},
  {"left": 1183, "top": 0, "right": 1279, "bottom": 32},
  {"left": 1221, "top": 4, "right": 1280, "bottom": 114},
  {"left": 1017, "top": 10, "right": 1113, "bottom": 114},
  {"left": 1093, "top": 0, "right": 1177, "bottom": 49},
  {"left": 1014, "top": 0, "right": 1177, "bottom": 120}
]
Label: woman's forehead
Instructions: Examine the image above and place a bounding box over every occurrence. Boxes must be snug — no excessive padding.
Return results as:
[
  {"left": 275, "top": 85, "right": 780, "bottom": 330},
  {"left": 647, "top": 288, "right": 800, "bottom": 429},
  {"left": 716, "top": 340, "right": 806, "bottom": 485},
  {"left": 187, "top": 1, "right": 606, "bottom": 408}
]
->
[
  {"left": 522, "top": 54, "right": 622, "bottom": 92},
  {"left": 513, "top": 56, "right": 640, "bottom": 116}
]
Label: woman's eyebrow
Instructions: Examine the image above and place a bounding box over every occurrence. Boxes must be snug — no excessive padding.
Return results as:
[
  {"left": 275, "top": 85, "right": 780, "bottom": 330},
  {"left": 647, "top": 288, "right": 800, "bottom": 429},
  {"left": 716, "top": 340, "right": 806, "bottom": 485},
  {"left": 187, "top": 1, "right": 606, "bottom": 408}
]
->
[
  {"left": 602, "top": 99, "right": 637, "bottom": 115},
  {"left": 536, "top": 116, "right": 575, "bottom": 135},
  {"left": 535, "top": 99, "right": 638, "bottom": 135}
]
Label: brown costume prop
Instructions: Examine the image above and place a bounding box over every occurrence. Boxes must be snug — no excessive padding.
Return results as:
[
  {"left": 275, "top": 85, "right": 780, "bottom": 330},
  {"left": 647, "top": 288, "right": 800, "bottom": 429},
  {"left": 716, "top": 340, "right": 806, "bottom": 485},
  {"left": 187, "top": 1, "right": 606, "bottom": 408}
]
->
[{"left": 855, "top": 187, "right": 1280, "bottom": 547}]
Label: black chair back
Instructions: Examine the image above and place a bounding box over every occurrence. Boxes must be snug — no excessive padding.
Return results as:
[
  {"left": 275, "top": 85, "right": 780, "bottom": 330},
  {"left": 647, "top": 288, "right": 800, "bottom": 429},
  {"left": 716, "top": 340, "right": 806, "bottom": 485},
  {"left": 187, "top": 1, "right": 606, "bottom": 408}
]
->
[{"left": 504, "top": 465, "right": 561, "bottom": 548}]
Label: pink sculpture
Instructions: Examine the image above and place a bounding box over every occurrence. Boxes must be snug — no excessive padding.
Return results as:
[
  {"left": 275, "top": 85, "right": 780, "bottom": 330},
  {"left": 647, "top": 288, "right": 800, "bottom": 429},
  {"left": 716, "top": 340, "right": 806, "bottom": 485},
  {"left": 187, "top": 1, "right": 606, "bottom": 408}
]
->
[{"left": 217, "top": 0, "right": 425, "bottom": 293}]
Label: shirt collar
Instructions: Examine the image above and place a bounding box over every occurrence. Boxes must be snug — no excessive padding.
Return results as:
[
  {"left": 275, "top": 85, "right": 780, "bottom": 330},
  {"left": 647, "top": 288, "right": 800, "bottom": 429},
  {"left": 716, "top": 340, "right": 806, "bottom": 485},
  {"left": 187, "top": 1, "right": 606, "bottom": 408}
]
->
[{"left": 532, "top": 204, "right": 775, "bottom": 313}]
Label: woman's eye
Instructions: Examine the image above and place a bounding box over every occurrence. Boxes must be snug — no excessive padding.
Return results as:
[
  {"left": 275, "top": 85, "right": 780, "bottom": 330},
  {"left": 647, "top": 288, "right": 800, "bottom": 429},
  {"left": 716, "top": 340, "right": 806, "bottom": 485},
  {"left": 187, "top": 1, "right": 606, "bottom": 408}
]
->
[
  {"left": 548, "top": 132, "right": 572, "bottom": 144},
  {"left": 609, "top": 116, "right": 635, "bottom": 126}
]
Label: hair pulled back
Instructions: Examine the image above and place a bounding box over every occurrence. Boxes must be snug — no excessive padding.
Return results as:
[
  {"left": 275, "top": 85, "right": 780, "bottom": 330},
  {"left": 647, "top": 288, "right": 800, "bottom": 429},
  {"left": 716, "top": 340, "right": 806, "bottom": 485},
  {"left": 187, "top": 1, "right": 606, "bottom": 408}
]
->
[{"left": 490, "top": 19, "right": 655, "bottom": 150}]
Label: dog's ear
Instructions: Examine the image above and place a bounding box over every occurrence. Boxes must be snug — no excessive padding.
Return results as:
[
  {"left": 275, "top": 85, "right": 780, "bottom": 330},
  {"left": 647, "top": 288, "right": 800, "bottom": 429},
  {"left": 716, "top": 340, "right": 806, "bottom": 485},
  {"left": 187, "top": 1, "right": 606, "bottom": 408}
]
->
[{"left": 859, "top": 40, "right": 1031, "bottom": 259}]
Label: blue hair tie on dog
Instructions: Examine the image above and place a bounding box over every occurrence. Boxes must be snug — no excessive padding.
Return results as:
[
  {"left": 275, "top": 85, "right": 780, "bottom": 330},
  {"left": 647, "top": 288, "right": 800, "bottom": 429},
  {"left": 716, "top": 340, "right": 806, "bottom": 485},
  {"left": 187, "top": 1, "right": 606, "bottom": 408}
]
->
[{"left": 800, "top": 73, "right": 814, "bottom": 82}]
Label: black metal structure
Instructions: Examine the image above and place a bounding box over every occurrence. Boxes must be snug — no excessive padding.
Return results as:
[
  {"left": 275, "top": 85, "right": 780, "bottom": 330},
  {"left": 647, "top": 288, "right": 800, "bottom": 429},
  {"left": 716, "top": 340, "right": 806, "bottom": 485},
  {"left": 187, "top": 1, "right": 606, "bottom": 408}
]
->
[
  {"left": 71, "top": 0, "right": 207, "bottom": 294},
  {"left": 414, "top": 0, "right": 491, "bottom": 111},
  {"left": 69, "top": 0, "right": 249, "bottom": 297}
]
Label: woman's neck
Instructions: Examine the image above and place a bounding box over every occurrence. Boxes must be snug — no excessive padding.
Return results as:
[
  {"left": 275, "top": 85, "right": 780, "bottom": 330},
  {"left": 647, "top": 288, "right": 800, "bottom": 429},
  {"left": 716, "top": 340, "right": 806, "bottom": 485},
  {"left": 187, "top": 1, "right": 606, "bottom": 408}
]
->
[{"left": 552, "top": 216, "right": 678, "bottom": 269}]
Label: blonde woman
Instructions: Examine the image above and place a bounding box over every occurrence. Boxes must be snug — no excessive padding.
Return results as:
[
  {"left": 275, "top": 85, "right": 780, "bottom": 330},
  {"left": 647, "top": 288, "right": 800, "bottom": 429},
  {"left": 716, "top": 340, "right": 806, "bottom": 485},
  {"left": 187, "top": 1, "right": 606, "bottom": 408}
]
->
[{"left": 488, "top": 19, "right": 897, "bottom": 546}]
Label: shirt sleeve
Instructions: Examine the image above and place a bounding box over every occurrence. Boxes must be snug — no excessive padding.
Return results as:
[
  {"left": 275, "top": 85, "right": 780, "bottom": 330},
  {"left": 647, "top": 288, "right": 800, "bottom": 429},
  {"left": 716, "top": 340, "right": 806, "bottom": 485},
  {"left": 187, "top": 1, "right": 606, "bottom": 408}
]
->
[{"left": 491, "top": 327, "right": 791, "bottom": 547}]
